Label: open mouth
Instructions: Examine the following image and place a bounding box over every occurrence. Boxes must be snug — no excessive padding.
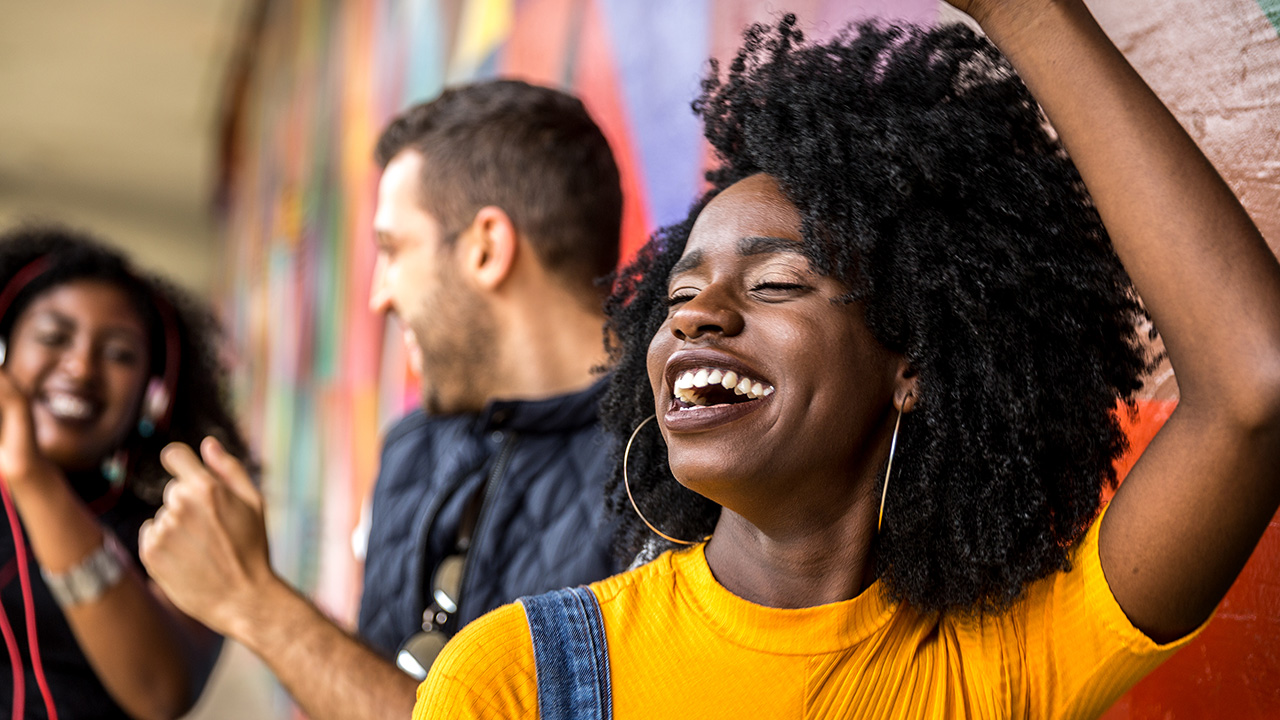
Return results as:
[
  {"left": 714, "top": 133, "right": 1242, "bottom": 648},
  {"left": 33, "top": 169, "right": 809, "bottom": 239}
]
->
[
  {"left": 41, "top": 391, "right": 100, "bottom": 423},
  {"left": 672, "top": 367, "right": 774, "bottom": 410}
]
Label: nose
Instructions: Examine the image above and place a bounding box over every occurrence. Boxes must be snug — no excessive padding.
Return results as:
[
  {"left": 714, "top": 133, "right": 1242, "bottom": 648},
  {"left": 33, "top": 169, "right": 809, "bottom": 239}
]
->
[
  {"left": 670, "top": 285, "right": 745, "bottom": 341},
  {"left": 59, "top": 339, "right": 97, "bottom": 381},
  {"left": 369, "top": 254, "right": 392, "bottom": 315}
]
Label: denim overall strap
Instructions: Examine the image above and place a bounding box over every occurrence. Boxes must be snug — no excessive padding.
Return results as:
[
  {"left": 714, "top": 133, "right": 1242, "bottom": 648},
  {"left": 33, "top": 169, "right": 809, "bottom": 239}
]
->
[{"left": 518, "top": 586, "right": 613, "bottom": 720}]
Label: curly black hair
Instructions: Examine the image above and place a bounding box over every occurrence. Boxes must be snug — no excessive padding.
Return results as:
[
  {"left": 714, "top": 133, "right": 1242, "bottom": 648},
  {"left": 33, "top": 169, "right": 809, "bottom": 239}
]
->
[
  {"left": 601, "top": 17, "right": 1155, "bottom": 614},
  {"left": 0, "top": 224, "right": 253, "bottom": 504}
]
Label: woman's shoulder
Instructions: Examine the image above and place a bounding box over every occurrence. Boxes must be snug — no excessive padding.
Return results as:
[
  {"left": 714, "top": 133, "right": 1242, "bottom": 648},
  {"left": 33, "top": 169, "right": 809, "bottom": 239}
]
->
[
  {"left": 935, "top": 506, "right": 1208, "bottom": 720},
  {"left": 1002, "top": 503, "right": 1208, "bottom": 654},
  {"left": 412, "top": 548, "right": 700, "bottom": 719},
  {"left": 587, "top": 546, "right": 699, "bottom": 626},
  {"left": 591, "top": 546, "right": 687, "bottom": 597},
  {"left": 415, "top": 603, "right": 539, "bottom": 720}
]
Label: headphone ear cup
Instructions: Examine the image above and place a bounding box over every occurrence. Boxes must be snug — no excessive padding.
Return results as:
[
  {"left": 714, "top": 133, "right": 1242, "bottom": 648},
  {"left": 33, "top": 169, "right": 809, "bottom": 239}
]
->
[
  {"left": 137, "top": 377, "right": 170, "bottom": 438},
  {"left": 0, "top": 338, "right": 6, "bottom": 366}
]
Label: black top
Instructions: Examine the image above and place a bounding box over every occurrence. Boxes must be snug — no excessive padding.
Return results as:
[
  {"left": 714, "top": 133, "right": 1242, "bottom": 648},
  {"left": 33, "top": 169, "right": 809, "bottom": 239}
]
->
[{"left": 0, "top": 472, "right": 157, "bottom": 720}]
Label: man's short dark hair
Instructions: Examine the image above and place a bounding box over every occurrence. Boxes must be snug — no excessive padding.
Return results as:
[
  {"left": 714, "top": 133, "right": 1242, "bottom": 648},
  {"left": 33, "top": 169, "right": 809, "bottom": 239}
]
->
[{"left": 375, "top": 80, "right": 623, "bottom": 299}]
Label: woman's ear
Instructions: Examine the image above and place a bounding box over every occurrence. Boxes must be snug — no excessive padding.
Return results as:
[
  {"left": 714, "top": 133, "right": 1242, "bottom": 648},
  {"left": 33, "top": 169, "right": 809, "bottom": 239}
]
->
[
  {"left": 894, "top": 361, "right": 919, "bottom": 414},
  {"left": 461, "top": 206, "right": 519, "bottom": 291}
]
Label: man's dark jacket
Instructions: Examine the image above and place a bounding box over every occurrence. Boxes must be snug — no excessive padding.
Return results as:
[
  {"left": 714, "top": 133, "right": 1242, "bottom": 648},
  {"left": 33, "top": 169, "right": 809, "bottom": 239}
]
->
[{"left": 357, "top": 378, "right": 622, "bottom": 657}]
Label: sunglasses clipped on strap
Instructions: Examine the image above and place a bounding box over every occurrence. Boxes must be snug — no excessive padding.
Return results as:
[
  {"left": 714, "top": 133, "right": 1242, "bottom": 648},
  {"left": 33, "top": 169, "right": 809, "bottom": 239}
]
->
[
  {"left": 396, "top": 474, "right": 493, "bottom": 681},
  {"left": 396, "top": 552, "right": 464, "bottom": 679}
]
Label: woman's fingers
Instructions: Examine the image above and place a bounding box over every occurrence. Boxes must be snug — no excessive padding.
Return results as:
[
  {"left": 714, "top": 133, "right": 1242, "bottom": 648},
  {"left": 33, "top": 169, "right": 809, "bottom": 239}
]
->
[
  {"left": 0, "top": 369, "right": 33, "bottom": 446},
  {"left": 0, "top": 367, "right": 50, "bottom": 491}
]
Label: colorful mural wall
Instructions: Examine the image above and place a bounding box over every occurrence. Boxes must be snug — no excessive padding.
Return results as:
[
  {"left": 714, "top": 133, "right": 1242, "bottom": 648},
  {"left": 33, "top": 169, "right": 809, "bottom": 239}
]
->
[{"left": 218, "top": 0, "right": 1280, "bottom": 716}]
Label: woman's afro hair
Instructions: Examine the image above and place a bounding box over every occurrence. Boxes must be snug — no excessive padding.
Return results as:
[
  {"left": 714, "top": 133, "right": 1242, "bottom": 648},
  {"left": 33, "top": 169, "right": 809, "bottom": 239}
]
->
[
  {"left": 600, "top": 17, "right": 1155, "bottom": 614},
  {"left": 0, "top": 224, "right": 253, "bottom": 504}
]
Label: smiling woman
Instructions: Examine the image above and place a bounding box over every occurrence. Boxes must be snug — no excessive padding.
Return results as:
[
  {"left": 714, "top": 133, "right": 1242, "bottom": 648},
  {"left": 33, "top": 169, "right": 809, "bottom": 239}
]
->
[
  {"left": 644, "top": 175, "right": 912, "bottom": 570},
  {"left": 8, "top": 281, "right": 152, "bottom": 474},
  {"left": 411, "top": 2, "right": 1280, "bottom": 718},
  {"left": 0, "top": 225, "right": 252, "bottom": 720}
]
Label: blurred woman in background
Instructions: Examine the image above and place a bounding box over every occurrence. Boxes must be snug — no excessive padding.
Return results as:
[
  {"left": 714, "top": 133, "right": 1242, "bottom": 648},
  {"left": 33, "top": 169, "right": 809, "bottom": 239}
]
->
[{"left": 0, "top": 225, "right": 252, "bottom": 720}]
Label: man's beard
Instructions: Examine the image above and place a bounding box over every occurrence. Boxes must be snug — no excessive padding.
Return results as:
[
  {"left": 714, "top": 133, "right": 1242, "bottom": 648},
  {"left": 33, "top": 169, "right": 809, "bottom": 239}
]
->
[{"left": 411, "top": 279, "right": 497, "bottom": 415}]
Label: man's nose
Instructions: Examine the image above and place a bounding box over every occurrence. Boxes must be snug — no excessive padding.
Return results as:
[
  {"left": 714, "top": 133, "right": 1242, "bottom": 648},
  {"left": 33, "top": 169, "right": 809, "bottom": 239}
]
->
[{"left": 369, "top": 255, "right": 392, "bottom": 314}]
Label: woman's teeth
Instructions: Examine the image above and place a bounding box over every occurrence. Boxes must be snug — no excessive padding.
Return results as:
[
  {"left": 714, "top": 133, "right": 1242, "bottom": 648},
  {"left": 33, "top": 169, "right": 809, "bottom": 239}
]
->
[
  {"left": 672, "top": 367, "right": 774, "bottom": 406},
  {"left": 46, "top": 393, "right": 94, "bottom": 421}
]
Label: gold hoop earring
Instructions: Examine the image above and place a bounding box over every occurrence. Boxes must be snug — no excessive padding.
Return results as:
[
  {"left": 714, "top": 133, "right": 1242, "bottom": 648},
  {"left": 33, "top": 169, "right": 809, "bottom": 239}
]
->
[
  {"left": 877, "top": 404, "right": 904, "bottom": 533},
  {"left": 624, "top": 415, "right": 711, "bottom": 546}
]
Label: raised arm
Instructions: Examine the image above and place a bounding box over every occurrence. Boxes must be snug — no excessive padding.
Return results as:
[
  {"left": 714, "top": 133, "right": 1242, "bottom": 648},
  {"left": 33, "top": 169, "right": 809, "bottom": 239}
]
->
[
  {"left": 138, "top": 438, "right": 419, "bottom": 720},
  {"left": 955, "top": 0, "right": 1280, "bottom": 642}
]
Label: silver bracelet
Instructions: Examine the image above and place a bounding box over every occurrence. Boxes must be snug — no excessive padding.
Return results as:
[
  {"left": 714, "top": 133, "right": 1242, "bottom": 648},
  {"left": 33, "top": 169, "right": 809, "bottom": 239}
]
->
[{"left": 40, "top": 532, "right": 131, "bottom": 608}]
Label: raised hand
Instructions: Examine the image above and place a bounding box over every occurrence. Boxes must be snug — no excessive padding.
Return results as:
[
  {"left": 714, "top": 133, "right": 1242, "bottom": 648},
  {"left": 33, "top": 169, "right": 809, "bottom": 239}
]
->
[
  {"left": 0, "top": 367, "right": 59, "bottom": 495},
  {"left": 139, "top": 436, "right": 275, "bottom": 637},
  {"left": 142, "top": 438, "right": 421, "bottom": 720}
]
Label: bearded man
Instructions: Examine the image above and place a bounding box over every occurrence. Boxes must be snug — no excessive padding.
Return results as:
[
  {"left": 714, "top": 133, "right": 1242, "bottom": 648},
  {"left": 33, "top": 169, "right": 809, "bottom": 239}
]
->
[{"left": 140, "top": 80, "right": 625, "bottom": 720}]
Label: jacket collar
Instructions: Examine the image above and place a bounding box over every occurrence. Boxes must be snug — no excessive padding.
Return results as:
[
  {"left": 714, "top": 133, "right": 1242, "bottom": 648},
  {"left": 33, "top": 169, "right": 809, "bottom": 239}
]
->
[{"left": 473, "top": 375, "right": 608, "bottom": 434}]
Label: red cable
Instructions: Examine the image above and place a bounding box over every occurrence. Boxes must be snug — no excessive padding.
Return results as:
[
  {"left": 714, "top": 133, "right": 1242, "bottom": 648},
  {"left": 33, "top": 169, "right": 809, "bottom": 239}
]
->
[
  {"left": 0, "top": 586, "right": 25, "bottom": 720},
  {"left": 1, "top": 474, "right": 59, "bottom": 720}
]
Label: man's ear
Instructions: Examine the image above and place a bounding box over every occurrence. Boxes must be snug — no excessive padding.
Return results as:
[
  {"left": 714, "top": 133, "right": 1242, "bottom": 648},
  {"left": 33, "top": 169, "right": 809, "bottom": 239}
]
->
[
  {"left": 894, "top": 361, "right": 919, "bottom": 414},
  {"left": 461, "top": 206, "right": 518, "bottom": 291}
]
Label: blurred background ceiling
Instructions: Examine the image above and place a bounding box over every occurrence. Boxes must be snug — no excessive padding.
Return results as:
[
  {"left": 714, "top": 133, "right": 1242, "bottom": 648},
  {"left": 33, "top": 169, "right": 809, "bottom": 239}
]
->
[{"left": 0, "top": 0, "right": 251, "bottom": 296}]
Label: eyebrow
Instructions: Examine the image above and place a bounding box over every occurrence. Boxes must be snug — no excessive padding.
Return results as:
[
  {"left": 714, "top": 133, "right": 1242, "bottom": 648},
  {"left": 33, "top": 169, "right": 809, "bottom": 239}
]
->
[
  {"left": 29, "top": 310, "right": 145, "bottom": 342},
  {"left": 739, "top": 235, "right": 804, "bottom": 257},
  {"left": 668, "top": 235, "right": 804, "bottom": 280},
  {"left": 669, "top": 249, "right": 704, "bottom": 278}
]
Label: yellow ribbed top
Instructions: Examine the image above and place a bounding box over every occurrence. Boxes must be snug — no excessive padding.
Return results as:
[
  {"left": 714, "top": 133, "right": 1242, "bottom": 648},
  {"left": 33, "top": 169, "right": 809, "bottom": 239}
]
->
[{"left": 415, "top": 509, "right": 1203, "bottom": 719}]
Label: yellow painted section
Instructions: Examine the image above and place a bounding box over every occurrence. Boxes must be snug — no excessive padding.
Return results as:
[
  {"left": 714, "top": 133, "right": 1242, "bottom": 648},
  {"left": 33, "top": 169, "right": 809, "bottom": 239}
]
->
[{"left": 452, "top": 0, "right": 514, "bottom": 76}]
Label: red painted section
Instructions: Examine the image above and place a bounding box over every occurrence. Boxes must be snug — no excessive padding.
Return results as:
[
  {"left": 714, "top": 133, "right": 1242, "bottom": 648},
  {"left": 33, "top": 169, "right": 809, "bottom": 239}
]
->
[
  {"left": 571, "top": 0, "right": 652, "bottom": 265},
  {"left": 1107, "top": 399, "right": 1178, "bottom": 501},
  {"left": 1103, "top": 398, "right": 1280, "bottom": 717},
  {"left": 500, "top": 0, "right": 574, "bottom": 86}
]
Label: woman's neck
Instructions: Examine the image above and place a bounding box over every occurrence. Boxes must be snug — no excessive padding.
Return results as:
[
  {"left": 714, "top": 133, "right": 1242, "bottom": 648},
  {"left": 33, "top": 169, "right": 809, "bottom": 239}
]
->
[{"left": 702, "top": 505, "right": 880, "bottom": 609}]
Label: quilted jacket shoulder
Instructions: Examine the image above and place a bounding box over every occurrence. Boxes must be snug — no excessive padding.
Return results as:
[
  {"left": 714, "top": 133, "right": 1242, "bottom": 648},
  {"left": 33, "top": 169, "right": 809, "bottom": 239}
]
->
[{"left": 357, "top": 379, "right": 622, "bottom": 657}]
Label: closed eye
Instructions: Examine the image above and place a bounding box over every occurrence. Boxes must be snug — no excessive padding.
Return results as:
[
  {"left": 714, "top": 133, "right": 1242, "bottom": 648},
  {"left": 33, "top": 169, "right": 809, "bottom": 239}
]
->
[
  {"left": 35, "top": 331, "right": 70, "bottom": 346},
  {"left": 666, "top": 291, "right": 697, "bottom": 307},
  {"left": 751, "top": 282, "right": 809, "bottom": 299},
  {"left": 104, "top": 343, "right": 143, "bottom": 366}
]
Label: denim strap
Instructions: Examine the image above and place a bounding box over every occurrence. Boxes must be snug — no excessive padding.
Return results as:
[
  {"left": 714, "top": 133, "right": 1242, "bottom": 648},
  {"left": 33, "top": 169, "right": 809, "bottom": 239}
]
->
[{"left": 519, "top": 586, "right": 613, "bottom": 720}]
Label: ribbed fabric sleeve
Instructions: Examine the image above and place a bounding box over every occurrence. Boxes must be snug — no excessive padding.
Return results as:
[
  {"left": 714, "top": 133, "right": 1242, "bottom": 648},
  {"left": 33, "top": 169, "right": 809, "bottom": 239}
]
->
[
  {"left": 413, "top": 603, "right": 538, "bottom": 719},
  {"left": 413, "top": 507, "right": 1205, "bottom": 719},
  {"left": 1008, "top": 503, "right": 1210, "bottom": 720}
]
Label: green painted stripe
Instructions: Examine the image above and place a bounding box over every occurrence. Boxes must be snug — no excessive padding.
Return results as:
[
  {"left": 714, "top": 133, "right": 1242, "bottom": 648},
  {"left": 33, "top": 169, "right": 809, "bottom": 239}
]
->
[{"left": 1260, "top": 0, "right": 1280, "bottom": 35}]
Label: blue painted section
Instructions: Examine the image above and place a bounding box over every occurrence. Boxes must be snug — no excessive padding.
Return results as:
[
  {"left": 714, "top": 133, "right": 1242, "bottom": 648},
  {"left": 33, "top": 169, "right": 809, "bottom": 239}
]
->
[
  {"left": 476, "top": 46, "right": 502, "bottom": 80},
  {"left": 402, "top": 0, "right": 448, "bottom": 106},
  {"left": 372, "top": 0, "right": 404, "bottom": 115},
  {"left": 598, "top": 0, "right": 709, "bottom": 228}
]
